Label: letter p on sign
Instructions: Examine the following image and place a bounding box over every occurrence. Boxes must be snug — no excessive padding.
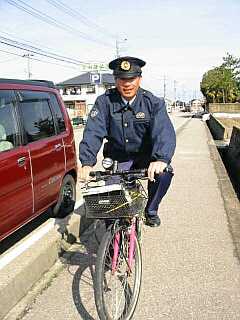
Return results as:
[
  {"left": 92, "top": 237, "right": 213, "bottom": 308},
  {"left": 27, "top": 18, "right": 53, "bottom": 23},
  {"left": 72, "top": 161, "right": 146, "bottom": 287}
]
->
[{"left": 91, "top": 73, "right": 101, "bottom": 84}]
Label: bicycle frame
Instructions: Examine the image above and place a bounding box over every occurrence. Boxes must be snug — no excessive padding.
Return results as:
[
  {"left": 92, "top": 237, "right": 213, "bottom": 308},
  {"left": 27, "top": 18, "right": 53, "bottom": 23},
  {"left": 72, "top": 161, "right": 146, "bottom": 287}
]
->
[{"left": 111, "top": 217, "right": 137, "bottom": 275}]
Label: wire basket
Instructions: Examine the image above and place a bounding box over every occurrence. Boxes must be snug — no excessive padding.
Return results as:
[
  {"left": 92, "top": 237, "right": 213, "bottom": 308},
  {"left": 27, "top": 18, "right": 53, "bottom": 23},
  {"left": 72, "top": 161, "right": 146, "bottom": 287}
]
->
[{"left": 83, "top": 184, "right": 146, "bottom": 219}]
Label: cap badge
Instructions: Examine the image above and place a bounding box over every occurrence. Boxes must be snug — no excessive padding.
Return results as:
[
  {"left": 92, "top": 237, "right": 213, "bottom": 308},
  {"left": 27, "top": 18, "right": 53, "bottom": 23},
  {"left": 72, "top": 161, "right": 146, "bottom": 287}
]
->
[
  {"left": 90, "top": 108, "right": 98, "bottom": 118},
  {"left": 121, "top": 61, "right": 131, "bottom": 71},
  {"left": 136, "top": 112, "right": 145, "bottom": 119}
]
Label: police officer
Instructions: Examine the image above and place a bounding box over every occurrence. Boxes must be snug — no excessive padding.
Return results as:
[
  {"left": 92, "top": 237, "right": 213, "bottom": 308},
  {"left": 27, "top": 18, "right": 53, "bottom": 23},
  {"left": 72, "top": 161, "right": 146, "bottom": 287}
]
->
[{"left": 79, "top": 56, "right": 176, "bottom": 227}]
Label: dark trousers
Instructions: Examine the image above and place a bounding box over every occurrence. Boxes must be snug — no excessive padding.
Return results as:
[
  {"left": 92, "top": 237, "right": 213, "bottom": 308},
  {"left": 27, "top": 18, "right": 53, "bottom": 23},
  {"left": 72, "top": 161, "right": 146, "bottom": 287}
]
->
[{"left": 117, "top": 158, "right": 174, "bottom": 217}]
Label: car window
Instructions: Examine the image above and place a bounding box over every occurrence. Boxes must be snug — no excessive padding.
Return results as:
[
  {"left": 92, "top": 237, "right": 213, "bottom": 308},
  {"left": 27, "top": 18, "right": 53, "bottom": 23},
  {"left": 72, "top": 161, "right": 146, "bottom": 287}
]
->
[
  {"left": 49, "top": 93, "right": 66, "bottom": 133},
  {"left": 0, "top": 90, "right": 20, "bottom": 152},
  {"left": 18, "top": 91, "right": 56, "bottom": 143}
]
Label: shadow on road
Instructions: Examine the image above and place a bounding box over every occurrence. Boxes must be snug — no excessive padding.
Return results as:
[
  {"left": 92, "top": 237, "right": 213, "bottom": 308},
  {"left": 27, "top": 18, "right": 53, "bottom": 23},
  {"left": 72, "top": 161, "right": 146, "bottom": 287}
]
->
[{"left": 59, "top": 220, "right": 105, "bottom": 320}]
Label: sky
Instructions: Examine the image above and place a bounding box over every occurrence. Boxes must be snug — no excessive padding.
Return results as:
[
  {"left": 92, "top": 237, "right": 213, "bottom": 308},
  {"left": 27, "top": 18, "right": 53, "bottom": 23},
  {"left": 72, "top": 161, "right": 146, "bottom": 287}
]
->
[{"left": 0, "top": 0, "right": 239, "bottom": 101}]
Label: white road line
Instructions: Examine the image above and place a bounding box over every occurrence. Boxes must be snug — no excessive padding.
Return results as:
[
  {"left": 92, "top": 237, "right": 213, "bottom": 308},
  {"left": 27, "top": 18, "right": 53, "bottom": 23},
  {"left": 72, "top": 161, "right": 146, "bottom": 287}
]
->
[{"left": 0, "top": 199, "right": 84, "bottom": 270}]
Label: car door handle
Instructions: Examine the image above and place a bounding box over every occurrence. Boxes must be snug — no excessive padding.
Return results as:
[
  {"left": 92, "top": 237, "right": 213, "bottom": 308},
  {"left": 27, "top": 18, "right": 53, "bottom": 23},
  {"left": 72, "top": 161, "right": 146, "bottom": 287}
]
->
[
  {"left": 54, "top": 143, "right": 62, "bottom": 151},
  {"left": 17, "top": 157, "right": 26, "bottom": 167}
]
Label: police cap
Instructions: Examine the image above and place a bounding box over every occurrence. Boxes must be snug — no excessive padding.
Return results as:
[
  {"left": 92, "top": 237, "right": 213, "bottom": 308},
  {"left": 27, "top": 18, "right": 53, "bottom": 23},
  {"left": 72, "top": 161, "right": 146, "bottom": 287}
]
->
[{"left": 109, "top": 56, "right": 146, "bottom": 79}]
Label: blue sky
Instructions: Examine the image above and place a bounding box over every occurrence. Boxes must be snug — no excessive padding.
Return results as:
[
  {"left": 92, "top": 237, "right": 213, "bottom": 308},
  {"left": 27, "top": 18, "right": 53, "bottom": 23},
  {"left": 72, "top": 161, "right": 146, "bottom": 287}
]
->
[{"left": 0, "top": 0, "right": 239, "bottom": 100}]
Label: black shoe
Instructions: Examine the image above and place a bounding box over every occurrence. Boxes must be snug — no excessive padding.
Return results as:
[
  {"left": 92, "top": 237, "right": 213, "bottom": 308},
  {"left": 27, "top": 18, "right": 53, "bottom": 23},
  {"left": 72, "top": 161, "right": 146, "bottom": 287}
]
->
[{"left": 145, "top": 215, "right": 161, "bottom": 227}]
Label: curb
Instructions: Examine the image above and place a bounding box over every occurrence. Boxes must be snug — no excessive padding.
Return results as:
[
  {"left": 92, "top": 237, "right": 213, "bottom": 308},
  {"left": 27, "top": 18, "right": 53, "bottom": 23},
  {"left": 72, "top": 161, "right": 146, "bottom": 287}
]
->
[
  {"left": 0, "top": 202, "right": 90, "bottom": 320},
  {"left": 1, "top": 115, "right": 192, "bottom": 320},
  {"left": 205, "top": 123, "right": 240, "bottom": 261}
]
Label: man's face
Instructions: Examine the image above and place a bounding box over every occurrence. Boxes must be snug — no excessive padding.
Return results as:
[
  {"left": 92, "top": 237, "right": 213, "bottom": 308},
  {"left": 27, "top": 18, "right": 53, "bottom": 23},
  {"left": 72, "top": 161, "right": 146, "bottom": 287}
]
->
[{"left": 115, "top": 76, "right": 141, "bottom": 100}]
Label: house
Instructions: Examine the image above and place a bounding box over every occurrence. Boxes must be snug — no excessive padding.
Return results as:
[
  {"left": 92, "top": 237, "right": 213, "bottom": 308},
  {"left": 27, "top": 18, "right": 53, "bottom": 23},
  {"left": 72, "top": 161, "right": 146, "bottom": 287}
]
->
[{"left": 57, "top": 72, "right": 115, "bottom": 120}]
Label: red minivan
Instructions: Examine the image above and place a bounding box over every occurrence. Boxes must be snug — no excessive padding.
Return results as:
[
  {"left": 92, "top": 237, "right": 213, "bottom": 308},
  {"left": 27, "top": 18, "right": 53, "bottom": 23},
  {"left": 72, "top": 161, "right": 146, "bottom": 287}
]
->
[{"left": 0, "top": 79, "right": 77, "bottom": 241}]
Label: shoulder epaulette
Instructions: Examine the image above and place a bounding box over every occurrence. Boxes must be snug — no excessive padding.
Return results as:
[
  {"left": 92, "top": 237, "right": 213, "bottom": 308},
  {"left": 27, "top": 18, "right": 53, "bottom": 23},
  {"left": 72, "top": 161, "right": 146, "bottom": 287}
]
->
[
  {"left": 141, "top": 88, "right": 160, "bottom": 103},
  {"left": 105, "top": 88, "right": 117, "bottom": 96}
]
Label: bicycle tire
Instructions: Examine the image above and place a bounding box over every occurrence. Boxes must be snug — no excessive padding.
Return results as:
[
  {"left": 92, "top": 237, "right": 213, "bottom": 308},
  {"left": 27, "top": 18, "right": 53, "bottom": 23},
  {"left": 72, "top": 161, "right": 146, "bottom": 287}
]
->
[{"left": 95, "top": 225, "right": 142, "bottom": 320}]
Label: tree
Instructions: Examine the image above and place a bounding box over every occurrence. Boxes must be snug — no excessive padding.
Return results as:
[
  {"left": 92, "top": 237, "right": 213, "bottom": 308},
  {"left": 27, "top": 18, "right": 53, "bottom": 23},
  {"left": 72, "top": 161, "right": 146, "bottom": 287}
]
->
[
  {"left": 222, "top": 53, "right": 240, "bottom": 76},
  {"left": 201, "top": 53, "right": 240, "bottom": 103}
]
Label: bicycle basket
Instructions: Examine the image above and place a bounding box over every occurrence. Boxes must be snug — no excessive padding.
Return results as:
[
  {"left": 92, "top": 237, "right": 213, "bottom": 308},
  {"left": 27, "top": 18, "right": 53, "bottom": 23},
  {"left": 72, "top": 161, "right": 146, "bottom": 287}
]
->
[{"left": 83, "top": 184, "right": 146, "bottom": 219}]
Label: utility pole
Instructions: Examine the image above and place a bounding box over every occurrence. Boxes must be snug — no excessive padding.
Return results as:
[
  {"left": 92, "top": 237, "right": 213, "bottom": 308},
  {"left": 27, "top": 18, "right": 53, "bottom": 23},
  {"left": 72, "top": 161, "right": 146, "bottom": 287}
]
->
[
  {"left": 23, "top": 53, "right": 33, "bottom": 79},
  {"left": 115, "top": 39, "right": 120, "bottom": 58},
  {"left": 115, "top": 38, "right": 127, "bottom": 58},
  {"left": 163, "top": 74, "right": 166, "bottom": 99},
  {"left": 174, "top": 80, "right": 177, "bottom": 110}
]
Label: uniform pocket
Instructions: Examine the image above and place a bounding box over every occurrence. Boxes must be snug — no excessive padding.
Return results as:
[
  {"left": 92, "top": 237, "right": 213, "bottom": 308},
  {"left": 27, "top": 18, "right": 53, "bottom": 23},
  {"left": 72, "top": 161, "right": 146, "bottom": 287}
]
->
[{"left": 132, "top": 119, "right": 150, "bottom": 138}]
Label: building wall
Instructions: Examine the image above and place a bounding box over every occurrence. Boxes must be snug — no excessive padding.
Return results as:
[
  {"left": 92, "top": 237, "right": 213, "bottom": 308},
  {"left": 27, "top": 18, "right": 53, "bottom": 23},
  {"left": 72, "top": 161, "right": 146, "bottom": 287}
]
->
[
  {"left": 207, "top": 103, "right": 240, "bottom": 113},
  {"left": 61, "top": 83, "right": 115, "bottom": 115}
]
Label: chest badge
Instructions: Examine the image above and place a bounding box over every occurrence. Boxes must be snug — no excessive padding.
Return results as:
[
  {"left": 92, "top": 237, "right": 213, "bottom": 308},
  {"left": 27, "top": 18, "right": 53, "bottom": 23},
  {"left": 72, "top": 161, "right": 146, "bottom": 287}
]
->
[{"left": 136, "top": 112, "right": 145, "bottom": 119}]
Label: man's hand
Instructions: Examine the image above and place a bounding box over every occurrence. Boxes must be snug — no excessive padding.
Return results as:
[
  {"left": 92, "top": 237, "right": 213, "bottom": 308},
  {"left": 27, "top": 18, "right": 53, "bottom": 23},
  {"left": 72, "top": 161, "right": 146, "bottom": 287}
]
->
[
  {"left": 148, "top": 161, "right": 167, "bottom": 181},
  {"left": 78, "top": 165, "right": 93, "bottom": 182}
]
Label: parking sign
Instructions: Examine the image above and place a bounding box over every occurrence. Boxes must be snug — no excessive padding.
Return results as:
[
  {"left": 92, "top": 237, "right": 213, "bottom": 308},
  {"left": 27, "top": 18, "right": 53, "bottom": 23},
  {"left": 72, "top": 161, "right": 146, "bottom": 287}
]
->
[{"left": 91, "top": 73, "right": 101, "bottom": 84}]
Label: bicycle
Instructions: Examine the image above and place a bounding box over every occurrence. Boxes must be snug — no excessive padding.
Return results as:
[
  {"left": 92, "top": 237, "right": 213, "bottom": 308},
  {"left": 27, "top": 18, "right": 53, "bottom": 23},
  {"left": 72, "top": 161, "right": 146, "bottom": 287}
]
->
[{"left": 82, "top": 160, "right": 148, "bottom": 320}]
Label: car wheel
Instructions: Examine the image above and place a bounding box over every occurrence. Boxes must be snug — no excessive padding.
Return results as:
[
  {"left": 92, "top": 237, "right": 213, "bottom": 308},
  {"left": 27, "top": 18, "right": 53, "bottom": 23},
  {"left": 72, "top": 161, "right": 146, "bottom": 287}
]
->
[{"left": 52, "top": 174, "right": 76, "bottom": 218}]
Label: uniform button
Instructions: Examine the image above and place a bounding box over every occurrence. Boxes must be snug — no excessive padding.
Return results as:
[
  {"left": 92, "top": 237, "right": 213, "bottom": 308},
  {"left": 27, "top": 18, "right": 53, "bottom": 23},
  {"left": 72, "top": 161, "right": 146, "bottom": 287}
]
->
[
  {"left": 124, "top": 123, "right": 128, "bottom": 127},
  {"left": 126, "top": 139, "right": 129, "bottom": 143}
]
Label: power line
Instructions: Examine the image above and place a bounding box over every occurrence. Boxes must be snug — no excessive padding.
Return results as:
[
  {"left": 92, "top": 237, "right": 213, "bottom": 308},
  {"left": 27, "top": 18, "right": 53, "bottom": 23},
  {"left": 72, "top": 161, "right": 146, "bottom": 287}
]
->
[
  {"left": 0, "top": 47, "right": 79, "bottom": 69},
  {"left": 0, "top": 29, "right": 65, "bottom": 57},
  {"left": 0, "top": 48, "right": 23, "bottom": 57},
  {"left": 5, "top": 0, "right": 113, "bottom": 48},
  {"left": 0, "top": 31, "right": 85, "bottom": 64},
  {"left": 0, "top": 36, "right": 88, "bottom": 65},
  {"left": 0, "top": 31, "right": 109, "bottom": 66},
  {"left": 46, "top": 0, "right": 115, "bottom": 39},
  {"left": 0, "top": 33, "right": 111, "bottom": 71},
  {"left": 0, "top": 30, "right": 109, "bottom": 65}
]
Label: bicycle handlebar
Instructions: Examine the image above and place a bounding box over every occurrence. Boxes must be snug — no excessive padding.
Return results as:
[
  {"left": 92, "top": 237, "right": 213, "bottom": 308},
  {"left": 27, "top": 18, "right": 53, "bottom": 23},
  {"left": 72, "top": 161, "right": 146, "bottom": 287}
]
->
[
  {"left": 89, "top": 166, "right": 173, "bottom": 181},
  {"left": 89, "top": 168, "right": 147, "bottom": 180}
]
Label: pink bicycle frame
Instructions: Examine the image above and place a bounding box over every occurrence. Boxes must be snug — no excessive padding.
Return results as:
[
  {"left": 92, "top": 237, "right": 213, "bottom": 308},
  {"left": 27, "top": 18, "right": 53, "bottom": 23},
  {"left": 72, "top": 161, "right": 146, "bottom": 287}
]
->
[
  {"left": 112, "top": 231, "right": 120, "bottom": 273},
  {"left": 111, "top": 218, "right": 136, "bottom": 274}
]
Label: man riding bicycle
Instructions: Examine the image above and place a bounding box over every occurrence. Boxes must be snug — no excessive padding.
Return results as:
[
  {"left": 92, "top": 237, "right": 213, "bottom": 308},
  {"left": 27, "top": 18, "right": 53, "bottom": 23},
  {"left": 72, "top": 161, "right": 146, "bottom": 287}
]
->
[{"left": 79, "top": 56, "right": 176, "bottom": 227}]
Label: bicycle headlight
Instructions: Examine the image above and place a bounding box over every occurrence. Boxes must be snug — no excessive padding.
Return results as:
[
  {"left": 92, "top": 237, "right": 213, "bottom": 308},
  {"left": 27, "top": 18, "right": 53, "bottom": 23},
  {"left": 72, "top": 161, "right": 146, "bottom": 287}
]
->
[{"left": 102, "top": 158, "right": 114, "bottom": 169}]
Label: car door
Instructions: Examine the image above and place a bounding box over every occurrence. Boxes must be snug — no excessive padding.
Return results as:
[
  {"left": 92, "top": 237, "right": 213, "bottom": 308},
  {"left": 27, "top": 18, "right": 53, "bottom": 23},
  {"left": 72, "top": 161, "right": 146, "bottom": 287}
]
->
[
  {"left": 18, "top": 90, "right": 65, "bottom": 214},
  {"left": 0, "top": 90, "right": 32, "bottom": 241}
]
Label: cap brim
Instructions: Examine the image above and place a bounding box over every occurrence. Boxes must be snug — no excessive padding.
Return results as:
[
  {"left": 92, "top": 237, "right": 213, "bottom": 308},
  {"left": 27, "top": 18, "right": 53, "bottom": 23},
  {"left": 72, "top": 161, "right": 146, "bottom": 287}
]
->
[{"left": 114, "top": 72, "right": 142, "bottom": 79}]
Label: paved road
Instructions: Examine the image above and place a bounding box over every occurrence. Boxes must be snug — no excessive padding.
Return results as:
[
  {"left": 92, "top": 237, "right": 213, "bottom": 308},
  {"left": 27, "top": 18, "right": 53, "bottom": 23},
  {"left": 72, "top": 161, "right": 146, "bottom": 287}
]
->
[{"left": 18, "top": 113, "right": 240, "bottom": 320}]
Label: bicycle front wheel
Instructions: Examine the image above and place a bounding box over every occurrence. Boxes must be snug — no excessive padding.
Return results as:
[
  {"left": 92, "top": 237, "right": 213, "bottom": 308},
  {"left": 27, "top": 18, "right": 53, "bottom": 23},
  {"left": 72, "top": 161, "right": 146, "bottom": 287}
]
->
[{"left": 95, "top": 225, "right": 142, "bottom": 320}]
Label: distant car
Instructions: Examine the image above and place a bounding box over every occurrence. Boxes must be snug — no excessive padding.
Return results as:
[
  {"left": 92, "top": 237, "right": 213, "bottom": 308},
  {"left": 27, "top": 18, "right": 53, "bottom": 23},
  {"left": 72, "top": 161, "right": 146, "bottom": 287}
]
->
[
  {"left": 192, "top": 111, "right": 208, "bottom": 118},
  {"left": 0, "top": 78, "right": 77, "bottom": 241}
]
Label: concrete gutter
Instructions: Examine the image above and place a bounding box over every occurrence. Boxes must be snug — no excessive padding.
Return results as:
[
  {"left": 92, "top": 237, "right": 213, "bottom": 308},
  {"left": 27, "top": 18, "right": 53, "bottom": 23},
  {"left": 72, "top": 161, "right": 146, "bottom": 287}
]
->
[
  {"left": 0, "top": 115, "right": 192, "bottom": 320},
  {"left": 206, "top": 124, "right": 240, "bottom": 261}
]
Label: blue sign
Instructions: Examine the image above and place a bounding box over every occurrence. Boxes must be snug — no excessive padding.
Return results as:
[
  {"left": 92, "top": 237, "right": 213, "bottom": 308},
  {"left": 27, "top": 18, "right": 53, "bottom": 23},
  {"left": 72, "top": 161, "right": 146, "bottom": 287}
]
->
[{"left": 91, "top": 73, "right": 101, "bottom": 84}]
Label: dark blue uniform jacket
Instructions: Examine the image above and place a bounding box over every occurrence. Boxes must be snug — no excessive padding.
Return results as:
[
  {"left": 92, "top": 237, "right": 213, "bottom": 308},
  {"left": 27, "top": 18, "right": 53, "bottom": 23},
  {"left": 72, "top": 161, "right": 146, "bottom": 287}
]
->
[{"left": 79, "top": 88, "right": 176, "bottom": 166}]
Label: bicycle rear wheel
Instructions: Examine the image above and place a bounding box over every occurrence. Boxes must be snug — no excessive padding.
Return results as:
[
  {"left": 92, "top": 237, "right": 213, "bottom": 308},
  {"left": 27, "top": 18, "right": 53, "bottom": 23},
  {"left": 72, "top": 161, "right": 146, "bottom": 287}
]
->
[{"left": 95, "top": 225, "right": 142, "bottom": 320}]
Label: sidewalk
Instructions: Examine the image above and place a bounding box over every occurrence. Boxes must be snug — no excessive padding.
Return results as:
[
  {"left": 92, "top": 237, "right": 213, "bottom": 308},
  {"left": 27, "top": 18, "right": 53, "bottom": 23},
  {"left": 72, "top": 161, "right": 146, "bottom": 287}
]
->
[
  {"left": 134, "top": 117, "right": 240, "bottom": 319},
  {"left": 4, "top": 115, "right": 240, "bottom": 320}
]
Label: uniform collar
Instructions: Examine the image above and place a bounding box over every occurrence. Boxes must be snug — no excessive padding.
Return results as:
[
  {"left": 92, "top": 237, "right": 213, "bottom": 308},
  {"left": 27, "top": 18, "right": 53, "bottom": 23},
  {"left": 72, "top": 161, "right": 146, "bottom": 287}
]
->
[
  {"left": 121, "top": 96, "right": 136, "bottom": 106},
  {"left": 113, "top": 89, "right": 143, "bottom": 113}
]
